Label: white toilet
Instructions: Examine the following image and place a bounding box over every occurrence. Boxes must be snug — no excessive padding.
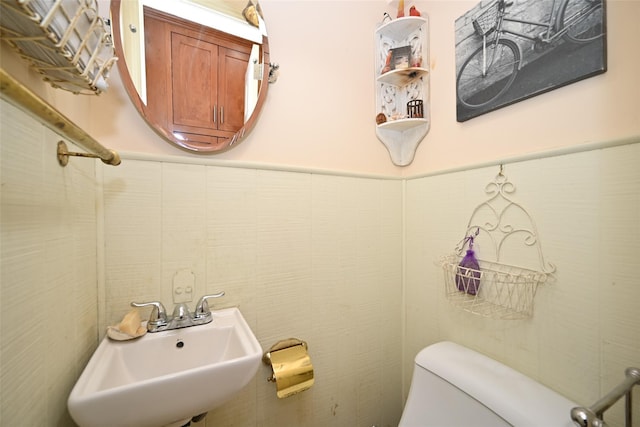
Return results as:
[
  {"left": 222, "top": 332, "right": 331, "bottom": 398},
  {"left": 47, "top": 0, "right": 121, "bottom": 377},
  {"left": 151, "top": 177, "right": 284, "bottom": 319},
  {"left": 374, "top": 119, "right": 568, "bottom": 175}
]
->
[{"left": 399, "top": 341, "right": 578, "bottom": 427}]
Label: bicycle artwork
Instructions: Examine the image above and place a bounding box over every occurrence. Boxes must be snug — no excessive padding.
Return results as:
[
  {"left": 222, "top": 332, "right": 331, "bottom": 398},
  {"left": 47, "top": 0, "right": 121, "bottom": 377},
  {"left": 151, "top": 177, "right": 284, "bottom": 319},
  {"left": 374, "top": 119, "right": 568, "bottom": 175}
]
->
[{"left": 455, "top": 0, "right": 606, "bottom": 122}]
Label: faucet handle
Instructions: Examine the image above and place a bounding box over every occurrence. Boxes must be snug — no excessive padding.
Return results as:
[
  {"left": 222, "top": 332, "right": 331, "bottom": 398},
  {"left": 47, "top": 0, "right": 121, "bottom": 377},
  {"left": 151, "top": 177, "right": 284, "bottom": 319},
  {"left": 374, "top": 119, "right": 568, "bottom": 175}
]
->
[
  {"left": 131, "top": 301, "right": 168, "bottom": 326},
  {"left": 194, "top": 292, "right": 225, "bottom": 319}
]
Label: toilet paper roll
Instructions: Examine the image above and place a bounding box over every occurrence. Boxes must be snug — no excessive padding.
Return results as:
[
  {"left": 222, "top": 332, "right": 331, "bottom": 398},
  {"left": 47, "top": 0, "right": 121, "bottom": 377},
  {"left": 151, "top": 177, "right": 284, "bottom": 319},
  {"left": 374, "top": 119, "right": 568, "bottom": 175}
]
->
[{"left": 269, "top": 343, "right": 314, "bottom": 398}]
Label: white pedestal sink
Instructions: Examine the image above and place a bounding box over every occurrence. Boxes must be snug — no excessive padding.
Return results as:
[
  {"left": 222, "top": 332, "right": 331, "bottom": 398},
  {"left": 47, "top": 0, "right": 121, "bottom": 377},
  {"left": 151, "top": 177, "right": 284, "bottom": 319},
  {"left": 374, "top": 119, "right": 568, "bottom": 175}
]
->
[{"left": 68, "top": 307, "right": 261, "bottom": 427}]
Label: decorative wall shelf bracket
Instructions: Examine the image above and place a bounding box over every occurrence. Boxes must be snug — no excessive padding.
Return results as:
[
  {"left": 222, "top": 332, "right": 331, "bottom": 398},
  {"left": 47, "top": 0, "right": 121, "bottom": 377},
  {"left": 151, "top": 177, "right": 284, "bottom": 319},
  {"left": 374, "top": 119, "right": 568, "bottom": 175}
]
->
[
  {"left": 376, "top": 121, "right": 428, "bottom": 166},
  {"left": 440, "top": 170, "right": 555, "bottom": 319}
]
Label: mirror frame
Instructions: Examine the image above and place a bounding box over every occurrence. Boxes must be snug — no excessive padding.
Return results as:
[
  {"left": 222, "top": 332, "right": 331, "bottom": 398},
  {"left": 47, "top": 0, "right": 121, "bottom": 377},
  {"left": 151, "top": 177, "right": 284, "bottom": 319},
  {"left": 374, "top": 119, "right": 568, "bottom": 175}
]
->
[{"left": 110, "top": 0, "right": 270, "bottom": 153}]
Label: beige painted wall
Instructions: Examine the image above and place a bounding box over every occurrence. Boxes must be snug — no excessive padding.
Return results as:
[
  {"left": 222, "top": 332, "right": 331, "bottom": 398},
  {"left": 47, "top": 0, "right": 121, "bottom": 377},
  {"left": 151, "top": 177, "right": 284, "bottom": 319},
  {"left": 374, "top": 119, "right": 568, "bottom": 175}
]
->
[
  {"left": 3, "top": 1, "right": 638, "bottom": 176},
  {"left": 90, "top": 1, "right": 397, "bottom": 176},
  {"left": 413, "top": 0, "right": 640, "bottom": 176},
  {"left": 87, "top": 0, "right": 640, "bottom": 177}
]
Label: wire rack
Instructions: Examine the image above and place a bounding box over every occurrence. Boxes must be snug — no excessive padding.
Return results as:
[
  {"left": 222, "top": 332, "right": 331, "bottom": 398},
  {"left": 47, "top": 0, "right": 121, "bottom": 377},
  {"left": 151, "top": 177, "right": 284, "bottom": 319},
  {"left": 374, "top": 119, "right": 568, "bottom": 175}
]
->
[
  {"left": 441, "top": 254, "right": 551, "bottom": 319},
  {"left": 441, "top": 171, "right": 555, "bottom": 319},
  {"left": 0, "top": 0, "right": 117, "bottom": 95}
]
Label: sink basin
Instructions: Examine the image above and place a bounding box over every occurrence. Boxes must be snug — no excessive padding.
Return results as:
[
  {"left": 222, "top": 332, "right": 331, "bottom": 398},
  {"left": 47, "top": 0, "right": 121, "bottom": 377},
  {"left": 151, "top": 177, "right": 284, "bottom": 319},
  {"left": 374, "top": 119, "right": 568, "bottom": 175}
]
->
[{"left": 68, "top": 307, "right": 261, "bottom": 427}]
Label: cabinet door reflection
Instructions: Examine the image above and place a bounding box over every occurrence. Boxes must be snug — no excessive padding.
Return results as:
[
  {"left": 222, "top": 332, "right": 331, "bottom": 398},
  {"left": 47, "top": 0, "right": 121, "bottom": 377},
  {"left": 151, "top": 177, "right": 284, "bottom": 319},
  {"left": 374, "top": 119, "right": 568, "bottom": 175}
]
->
[{"left": 111, "top": 0, "right": 269, "bottom": 152}]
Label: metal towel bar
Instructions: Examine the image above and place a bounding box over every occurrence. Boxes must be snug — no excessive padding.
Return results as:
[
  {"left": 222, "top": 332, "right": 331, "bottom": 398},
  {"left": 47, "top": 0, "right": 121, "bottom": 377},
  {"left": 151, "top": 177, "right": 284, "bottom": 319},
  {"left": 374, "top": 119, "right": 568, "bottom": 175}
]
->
[
  {"left": 571, "top": 367, "right": 640, "bottom": 427},
  {"left": 0, "top": 68, "right": 120, "bottom": 166}
]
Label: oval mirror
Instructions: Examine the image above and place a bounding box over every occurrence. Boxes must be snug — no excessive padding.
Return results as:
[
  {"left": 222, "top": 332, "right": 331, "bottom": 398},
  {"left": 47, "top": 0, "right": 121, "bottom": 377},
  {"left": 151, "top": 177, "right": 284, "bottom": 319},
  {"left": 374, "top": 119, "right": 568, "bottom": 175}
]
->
[{"left": 110, "top": 0, "right": 269, "bottom": 152}]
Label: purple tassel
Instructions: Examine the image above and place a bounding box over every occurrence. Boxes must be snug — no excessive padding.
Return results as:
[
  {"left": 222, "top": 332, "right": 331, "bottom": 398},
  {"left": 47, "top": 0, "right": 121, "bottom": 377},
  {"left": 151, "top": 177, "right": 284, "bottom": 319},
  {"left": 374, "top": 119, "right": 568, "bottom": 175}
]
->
[{"left": 456, "top": 233, "right": 481, "bottom": 295}]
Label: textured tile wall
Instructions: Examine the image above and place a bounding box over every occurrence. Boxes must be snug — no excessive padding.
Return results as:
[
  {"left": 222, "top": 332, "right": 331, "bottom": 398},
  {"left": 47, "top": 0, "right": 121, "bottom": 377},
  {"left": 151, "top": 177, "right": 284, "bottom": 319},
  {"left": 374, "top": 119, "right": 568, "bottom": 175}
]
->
[
  {"left": 405, "top": 143, "right": 640, "bottom": 427},
  {"left": 100, "top": 162, "right": 404, "bottom": 427},
  {"left": 0, "top": 101, "right": 99, "bottom": 426},
  {"left": 3, "top": 95, "right": 637, "bottom": 427}
]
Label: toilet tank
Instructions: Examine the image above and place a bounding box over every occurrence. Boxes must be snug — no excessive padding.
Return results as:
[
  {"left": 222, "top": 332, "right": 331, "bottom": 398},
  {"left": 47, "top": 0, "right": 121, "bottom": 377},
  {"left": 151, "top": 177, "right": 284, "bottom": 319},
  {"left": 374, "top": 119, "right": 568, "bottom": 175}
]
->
[{"left": 399, "top": 341, "right": 577, "bottom": 427}]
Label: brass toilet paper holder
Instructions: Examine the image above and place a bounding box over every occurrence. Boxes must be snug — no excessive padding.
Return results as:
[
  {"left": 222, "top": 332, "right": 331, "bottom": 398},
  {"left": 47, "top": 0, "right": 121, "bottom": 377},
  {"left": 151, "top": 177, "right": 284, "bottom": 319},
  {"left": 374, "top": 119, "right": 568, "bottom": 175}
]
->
[{"left": 263, "top": 338, "right": 314, "bottom": 398}]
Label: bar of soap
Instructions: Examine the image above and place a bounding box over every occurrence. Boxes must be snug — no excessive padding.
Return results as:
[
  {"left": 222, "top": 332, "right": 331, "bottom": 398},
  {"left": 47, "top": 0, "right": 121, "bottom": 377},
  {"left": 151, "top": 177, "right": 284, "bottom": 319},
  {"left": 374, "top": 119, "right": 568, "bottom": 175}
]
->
[{"left": 118, "top": 309, "right": 141, "bottom": 336}]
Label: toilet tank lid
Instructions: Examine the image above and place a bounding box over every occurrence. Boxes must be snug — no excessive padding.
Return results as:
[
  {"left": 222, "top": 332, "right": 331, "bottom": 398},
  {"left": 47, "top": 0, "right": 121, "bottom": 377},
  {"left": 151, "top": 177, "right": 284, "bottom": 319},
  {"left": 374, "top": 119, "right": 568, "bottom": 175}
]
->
[{"left": 415, "top": 342, "right": 578, "bottom": 427}]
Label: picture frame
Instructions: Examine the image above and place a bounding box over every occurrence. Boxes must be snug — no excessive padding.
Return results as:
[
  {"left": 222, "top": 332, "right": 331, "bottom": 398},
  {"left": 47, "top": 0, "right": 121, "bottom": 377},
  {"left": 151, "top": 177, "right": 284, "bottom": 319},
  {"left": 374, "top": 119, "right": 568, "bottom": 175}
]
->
[
  {"left": 455, "top": 0, "right": 606, "bottom": 122},
  {"left": 391, "top": 46, "right": 411, "bottom": 70}
]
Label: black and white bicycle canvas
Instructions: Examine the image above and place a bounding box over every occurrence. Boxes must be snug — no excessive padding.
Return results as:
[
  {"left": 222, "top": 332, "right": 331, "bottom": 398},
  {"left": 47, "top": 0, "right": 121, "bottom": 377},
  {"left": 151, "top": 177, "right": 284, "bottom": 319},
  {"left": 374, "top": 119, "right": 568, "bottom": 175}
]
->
[{"left": 455, "top": 0, "right": 606, "bottom": 122}]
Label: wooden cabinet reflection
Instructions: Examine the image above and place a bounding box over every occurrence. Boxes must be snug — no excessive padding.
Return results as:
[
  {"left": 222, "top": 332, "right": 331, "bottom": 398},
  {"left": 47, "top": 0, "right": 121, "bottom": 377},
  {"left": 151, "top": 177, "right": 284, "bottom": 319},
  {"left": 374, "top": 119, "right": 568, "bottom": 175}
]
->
[{"left": 144, "top": 7, "right": 253, "bottom": 149}]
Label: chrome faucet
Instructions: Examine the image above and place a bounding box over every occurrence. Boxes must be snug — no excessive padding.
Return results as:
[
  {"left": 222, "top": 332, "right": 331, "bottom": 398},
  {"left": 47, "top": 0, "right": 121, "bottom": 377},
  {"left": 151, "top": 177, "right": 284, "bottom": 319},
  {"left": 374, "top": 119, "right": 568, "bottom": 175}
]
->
[{"left": 131, "top": 291, "right": 225, "bottom": 332}]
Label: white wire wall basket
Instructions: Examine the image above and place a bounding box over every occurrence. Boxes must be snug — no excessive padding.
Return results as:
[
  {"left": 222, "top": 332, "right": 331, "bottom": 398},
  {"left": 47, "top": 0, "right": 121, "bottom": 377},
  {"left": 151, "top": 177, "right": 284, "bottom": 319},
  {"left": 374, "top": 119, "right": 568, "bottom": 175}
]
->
[
  {"left": 0, "top": 0, "right": 117, "bottom": 95},
  {"left": 440, "top": 170, "right": 556, "bottom": 320}
]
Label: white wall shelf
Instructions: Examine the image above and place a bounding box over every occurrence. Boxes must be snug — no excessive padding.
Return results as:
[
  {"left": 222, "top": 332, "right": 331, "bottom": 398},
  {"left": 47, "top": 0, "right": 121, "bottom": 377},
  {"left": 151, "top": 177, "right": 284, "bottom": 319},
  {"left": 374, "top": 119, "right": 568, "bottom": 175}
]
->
[
  {"left": 377, "top": 67, "right": 428, "bottom": 86},
  {"left": 376, "top": 16, "right": 425, "bottom": 40},
  {"left": 376, "top": 117, "right": 428, "bottom": 131},
  {"left": 375, "top": 16, "right": 429, "bottom": 167}
]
